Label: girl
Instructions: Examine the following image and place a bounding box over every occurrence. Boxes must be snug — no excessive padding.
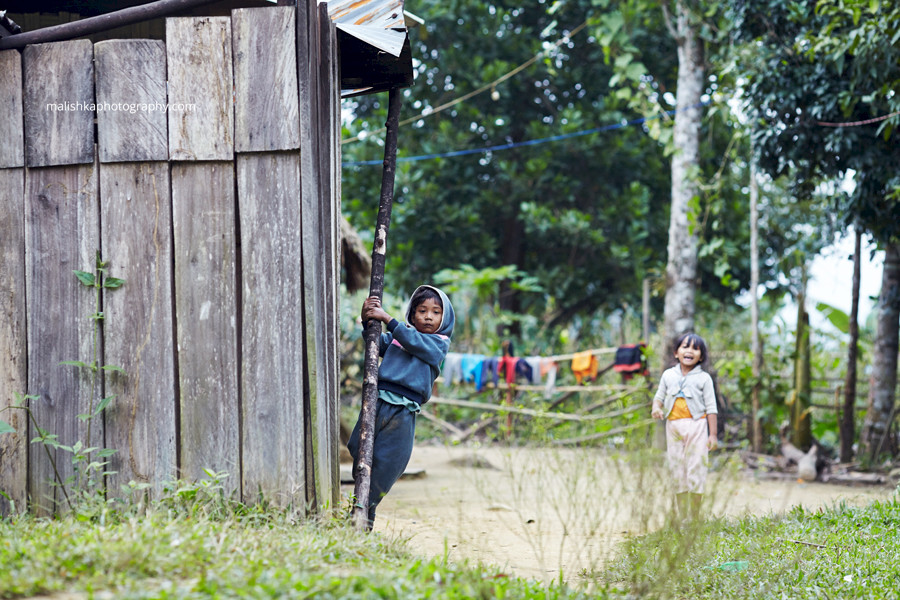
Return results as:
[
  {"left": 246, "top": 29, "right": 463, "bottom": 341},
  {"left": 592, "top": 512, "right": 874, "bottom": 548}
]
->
[{"left": 651, "top": 332, "right": 718, "bottom": 519}]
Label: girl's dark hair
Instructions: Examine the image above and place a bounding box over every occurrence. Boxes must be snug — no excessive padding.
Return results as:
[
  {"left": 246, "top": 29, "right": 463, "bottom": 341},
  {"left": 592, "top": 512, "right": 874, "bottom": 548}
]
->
[
  {"left": 410, "top": 286, "right": 442, "bottom": 311},
  {"left": 674, "top": 332, "right": 708, "bottom": 363}
]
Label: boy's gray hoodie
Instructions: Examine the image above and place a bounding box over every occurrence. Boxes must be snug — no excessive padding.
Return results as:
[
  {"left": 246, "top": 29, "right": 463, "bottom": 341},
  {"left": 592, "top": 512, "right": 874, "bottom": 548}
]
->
[{"left": 371, "top": 285, "right": 454, "bottom": 405}]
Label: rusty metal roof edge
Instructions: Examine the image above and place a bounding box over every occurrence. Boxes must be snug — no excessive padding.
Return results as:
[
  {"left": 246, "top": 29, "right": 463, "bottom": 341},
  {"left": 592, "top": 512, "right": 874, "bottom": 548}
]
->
[{"left": 319, "top": 0, "right": 404, "bottom": 29}]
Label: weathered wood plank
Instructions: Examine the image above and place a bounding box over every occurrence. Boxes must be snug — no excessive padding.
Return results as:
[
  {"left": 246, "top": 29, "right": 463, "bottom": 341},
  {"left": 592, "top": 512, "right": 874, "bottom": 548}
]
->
[
  {"left": 0, "top": 50, "right": 24, "bottom": 168},
  {"left": 297, "top": 0, "right": 324, "bottom": 511},
  {"left": 171, "top": 162, "right": 239, "bottom": 493},
  {"left": 0, "top": 167, "right": 26, "bottom": 515},
  {"left": 320, "top": 6, "right": 342, "bottom": 507},
  {"left": 95, "top": 40, "right": 168, "bottom": 163},
  {"left": 236, "top": 153, "right": 304, "bottom": 506},
  {"left": 24, "top": 162, "right": 100, "bottom": 515},
  {"left": 22, "top": 40, "right": 94, "bottom": 167},
  {"left": 166, "top": 17, "right": 234, "bottom": 161},
  {"left": 232, "top": 6, "right": 300, "bottom": 152},
  {"left": 100, "top": 162, "right": 176, "bottom": 496}
]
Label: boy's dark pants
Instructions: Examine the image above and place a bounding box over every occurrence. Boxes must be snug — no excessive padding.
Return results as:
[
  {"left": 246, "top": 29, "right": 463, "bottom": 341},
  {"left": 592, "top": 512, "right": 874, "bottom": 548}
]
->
[{"left": 347, "top": 398, "right": 416, "bottom": 526}]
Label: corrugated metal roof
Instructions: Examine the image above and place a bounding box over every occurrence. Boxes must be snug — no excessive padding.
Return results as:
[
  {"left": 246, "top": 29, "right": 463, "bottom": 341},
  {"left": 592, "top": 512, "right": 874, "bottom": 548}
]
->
[
  {"left": 324, "top": 0, "right": 404, "bottom": 28},
  {"left": 320, "top": 0, "right": 406, "bottom": 57}
]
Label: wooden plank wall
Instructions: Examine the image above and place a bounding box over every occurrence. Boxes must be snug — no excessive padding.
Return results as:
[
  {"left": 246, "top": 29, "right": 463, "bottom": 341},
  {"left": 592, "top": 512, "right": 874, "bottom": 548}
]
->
[
  {"left": 296, "top": 0, "right": 341, "bottom": 512},
  {"left": 0, "top": 1, "right": 341, "bottom": 515},
  {"left": 0, "top": 49, "right": 26, "bottom": 515},
  {"left": 23, "top": 40, "right": 100, "bottom": 515},
  {"left": 233, "top": 7, "right": 305, "bottom": 507},
  {"left": 167, "top": 16, "right": 241, "bottom": 497},
  {"left": 95, "top": 39, "right": 176, "bottom": 499}
]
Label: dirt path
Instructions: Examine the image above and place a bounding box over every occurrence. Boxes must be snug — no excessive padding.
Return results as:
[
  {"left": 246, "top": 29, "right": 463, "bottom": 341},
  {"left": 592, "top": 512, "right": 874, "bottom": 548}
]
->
[{"left": 341, "top": 442, "right": 895, "bottom": 584}]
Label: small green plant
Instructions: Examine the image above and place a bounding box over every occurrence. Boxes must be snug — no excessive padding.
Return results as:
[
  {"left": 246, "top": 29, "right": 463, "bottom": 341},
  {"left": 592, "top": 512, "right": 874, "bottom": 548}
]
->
[
  {"left": 1, "top": 393, "right": 74, "bottom": 511},
  {"left": 63, "top": 250, "right": 126, "bottom": 450},
  {"left": 0, "top": 252, "right": 125, "bottom": 515}
]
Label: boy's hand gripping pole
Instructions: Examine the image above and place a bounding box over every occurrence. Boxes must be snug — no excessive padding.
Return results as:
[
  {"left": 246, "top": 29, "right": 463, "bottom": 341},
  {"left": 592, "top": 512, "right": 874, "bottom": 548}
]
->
[{"left": 353, "top": 87, "right": 402, "bottom": 531}]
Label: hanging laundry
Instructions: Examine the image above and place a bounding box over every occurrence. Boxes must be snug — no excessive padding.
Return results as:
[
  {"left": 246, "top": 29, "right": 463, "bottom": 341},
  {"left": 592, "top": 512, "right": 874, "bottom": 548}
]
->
[
  {"left": 571, "top": 351, "right": 599, "bottom": 384},
  {"left": 481, "top": 356, "right": 500, "bottom": 390},
  {"left": 442, "top": 352, "right": 463, "bottom": 384},
  {"left": 542, "top": 360, "right": 558, "bottom": 398},
  {"left": 460, "top": 354, "right": 486, "bottom": 385},
  {"left": 514, "top": 358, "right": 533, "bottom": 383},
  {"left": 498, "top": 355, "right": 518, "bottom": 385},
  {"left": 613, "top": 343, "right": 648, "bottom": 381},
  {"left": 524, "top": 356, "right": 543, "bottom": 384}
]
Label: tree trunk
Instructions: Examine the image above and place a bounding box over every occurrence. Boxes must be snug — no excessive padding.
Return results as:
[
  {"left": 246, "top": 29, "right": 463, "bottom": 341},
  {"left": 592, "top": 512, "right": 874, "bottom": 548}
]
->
[
  {"left": 661, "top": 0, "right": 704, "bottom": 366},
  {"left": 749, "top": 162, "right": 762, "bottom": 453},
  {"left": 861, "top": 241, "right": 900, "bottom": 461},
  {"left": 791, "top": 271, "right": 812, "bottom": 450},
  {"left": 497, "top": 209, "right": 524, "bottom": 339},
  {"left": 840, "top": 228, "right": 862, "bottom": 462}
]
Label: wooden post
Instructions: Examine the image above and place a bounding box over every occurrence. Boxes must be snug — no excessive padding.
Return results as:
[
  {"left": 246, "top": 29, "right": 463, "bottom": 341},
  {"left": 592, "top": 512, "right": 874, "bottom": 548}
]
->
[
  {"left": 641, "top": 277, "right": 650, "bottom": 343},
  {"left": 749, "top": 161, "right": 762, "bottom": 453},
  {"left": 505, "top": 386, "right": 514, "bottom": 439},
  {"left": 840, "top": 228, "right": 862, "bottom": 462},
  {"left": 353, "top": 86, "right": 402, "bottom": 531}
]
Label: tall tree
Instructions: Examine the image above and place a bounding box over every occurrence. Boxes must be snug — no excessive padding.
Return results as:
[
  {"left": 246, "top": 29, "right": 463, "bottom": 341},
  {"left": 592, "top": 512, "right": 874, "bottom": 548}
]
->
[
  {"left": 729, "top": 0, "right": 900, "bottom": 458},
  {"left": 660, "top": 1, "right": 705, "bottom": 360},
  {"left": 749, "top": 161, "right": 762, "bottom": 452},
  {"left": 862, "top": 245, "right": 900, "bottom": 459}
]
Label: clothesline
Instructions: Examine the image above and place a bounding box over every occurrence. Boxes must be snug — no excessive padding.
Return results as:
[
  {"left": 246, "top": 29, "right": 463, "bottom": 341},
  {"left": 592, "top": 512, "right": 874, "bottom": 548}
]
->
[
  {"left": 434, "top": 381, "right": 641, "bottom": 394},
  {"left": 443, "top": 344, "right": 648, "bottom": 394},
  {"left": 428, "top": 396, "right": 646, "bottom": 422},
  {"left": 542, "top": 347, "right": 618, "bottom": 361}
]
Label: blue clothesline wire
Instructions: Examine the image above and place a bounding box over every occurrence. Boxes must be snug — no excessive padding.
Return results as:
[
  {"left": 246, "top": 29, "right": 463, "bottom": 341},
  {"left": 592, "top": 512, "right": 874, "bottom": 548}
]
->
[{"left": 342, "top": 103, "right": 705, "bottom": 167}]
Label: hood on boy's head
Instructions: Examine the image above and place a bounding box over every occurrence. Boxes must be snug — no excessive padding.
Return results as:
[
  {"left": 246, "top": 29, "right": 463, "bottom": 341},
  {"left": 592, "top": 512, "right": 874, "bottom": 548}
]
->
[{"left": 405, "top": 284, "right": 455, "bottom": 338}]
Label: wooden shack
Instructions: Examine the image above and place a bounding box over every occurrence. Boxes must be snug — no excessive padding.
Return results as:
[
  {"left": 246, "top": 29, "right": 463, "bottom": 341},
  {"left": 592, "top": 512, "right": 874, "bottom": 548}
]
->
[{"left": 0, "top": 0, "right": 411, "bottom": 515}]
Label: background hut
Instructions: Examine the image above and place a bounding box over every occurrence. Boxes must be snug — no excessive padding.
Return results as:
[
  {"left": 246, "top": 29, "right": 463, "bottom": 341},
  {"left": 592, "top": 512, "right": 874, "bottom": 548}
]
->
[{"left": 0, "top": 0, "right": 410, "bottom": 516}]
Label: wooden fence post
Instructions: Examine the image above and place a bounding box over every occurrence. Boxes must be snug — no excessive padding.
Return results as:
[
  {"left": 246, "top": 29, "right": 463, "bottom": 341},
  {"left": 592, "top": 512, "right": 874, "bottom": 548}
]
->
[{"left": 353, "top": 86, "right": 402, "bottom": 531}]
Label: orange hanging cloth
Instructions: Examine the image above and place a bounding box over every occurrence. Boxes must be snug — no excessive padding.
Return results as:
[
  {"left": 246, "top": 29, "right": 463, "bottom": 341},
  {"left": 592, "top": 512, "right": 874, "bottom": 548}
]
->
[{"left": 571, "top": 351, "right": 599, "bottom": 384}]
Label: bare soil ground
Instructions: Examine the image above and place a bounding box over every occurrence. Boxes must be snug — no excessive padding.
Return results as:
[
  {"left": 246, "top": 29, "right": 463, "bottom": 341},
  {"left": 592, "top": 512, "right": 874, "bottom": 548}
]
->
[{"left": 341, "top": 442, "right": 896, "bottom": 585}]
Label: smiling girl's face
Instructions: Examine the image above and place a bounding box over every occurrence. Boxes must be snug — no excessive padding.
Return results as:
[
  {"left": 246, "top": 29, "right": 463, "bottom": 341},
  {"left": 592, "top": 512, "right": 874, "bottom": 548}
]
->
[{"left": 674, "top": 338, "right": 702, "bottom": 372}]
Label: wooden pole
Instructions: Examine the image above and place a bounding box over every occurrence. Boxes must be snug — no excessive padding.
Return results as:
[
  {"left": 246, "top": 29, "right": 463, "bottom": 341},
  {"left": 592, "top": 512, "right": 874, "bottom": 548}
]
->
[
  {"left": 642, "top": 277, "right": 650, "bottom": 343},
  {"left": 352, "top": 86, "right": 402, "bottom": 531},
  {"left": 840, "top": 228, "right": 862, "bottom": 462},
  {"left": 749, "top": 161, "right": 762, "bottom": 453},
  {"left": 505, "top": 386, "right": 514, "bottom": 439},
  {"left": 0, "top": 0, "right": 223, "bottom": 50}
]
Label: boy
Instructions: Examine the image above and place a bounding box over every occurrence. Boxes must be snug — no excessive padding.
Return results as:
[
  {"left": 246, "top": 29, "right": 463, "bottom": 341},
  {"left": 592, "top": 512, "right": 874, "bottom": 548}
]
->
[{"left": 348, "top": 285, "right": 454, "bottom": 528}]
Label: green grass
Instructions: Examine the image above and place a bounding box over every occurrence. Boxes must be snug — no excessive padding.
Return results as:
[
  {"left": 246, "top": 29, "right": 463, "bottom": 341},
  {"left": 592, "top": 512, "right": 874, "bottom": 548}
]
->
[
  {"left": 601, "top": 497, "right": 900, "bottom": 599},
  {"left": 2, "top": 489, "right": 897, "bottom": 599},
  {"left": 0, "top": 507, "right": 591, "bottom": 599}
]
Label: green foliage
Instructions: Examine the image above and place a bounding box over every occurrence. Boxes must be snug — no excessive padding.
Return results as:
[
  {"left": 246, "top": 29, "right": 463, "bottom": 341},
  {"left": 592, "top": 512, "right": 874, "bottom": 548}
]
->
[
  {"left": 343, "top": 0, "right": 834, "bottom": 334},
  {"left": 728, "top": 0, "right": 900, "bottom": 243},
  {"left": 433, "top": 263, "right": 542, "bottom": 352},
  {"left": 343, "top": 0, "right": 675, "bottom": 324},
  {"left": 0, "top": 505, "right": 596, "bottom": 599},
  {"left": 603, "top": 499, "right": 900, "bottom": 599}
]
